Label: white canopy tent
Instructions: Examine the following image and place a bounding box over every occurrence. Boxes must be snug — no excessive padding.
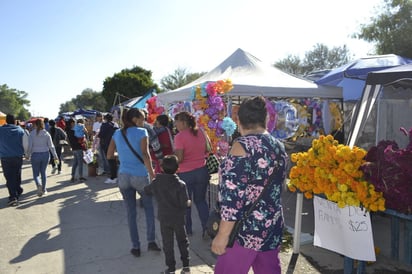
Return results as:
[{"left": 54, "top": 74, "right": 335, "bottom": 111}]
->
[
  {"left": 347, "top": 63, "right": 412, "bottom": 148},
  {"left": 157, "top": 48, "right": 342, "bottom": 105}
]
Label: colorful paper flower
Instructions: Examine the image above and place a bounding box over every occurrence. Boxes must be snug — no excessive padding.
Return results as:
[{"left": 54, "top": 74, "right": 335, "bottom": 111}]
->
[{"left": 221, "top": 117, "right": 237, "bottom": 136}]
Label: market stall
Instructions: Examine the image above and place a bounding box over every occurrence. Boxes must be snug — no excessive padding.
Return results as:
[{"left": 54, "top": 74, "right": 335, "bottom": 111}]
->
[
  {"left": 346, "top": 63, "right": 412, "bottom": 265},
  {"left": 156, "top": 48, "right": 344, "bottom": 148}
]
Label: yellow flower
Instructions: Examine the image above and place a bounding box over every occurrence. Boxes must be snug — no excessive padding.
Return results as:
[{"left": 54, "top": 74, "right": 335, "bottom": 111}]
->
[{"left": 288, "top": 134, "right": 385, "bottom": 212}]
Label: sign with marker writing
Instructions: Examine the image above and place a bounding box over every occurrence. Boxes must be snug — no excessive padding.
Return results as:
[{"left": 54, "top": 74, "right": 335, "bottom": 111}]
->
[{"left": 313, "top": 196, "right": 376, "bottom": 261}]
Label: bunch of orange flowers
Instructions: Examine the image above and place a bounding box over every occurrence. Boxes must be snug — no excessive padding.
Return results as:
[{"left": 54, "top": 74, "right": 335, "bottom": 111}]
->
[{"left": 288, "top": 135, "right": 385, "bottom": 212}]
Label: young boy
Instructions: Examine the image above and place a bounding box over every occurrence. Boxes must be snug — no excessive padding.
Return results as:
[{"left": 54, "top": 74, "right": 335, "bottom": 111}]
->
[{"left": 144, "top": 155, "right": 191, "bottom": 274}]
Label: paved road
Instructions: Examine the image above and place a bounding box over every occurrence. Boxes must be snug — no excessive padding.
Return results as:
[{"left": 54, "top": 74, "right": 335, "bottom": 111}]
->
[{"left": 0, "top": 156, "right": 411, "bottom": 273}]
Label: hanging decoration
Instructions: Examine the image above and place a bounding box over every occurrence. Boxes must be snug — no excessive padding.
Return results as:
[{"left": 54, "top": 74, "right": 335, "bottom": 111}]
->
[{"left": 190, "top": 79, "right": 235, "bottom": 153}]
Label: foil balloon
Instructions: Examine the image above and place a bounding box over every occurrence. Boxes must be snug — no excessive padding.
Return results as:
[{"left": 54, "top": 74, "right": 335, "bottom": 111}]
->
[{"left": 271, "top": 101, "right": 299, "bottom": 139}]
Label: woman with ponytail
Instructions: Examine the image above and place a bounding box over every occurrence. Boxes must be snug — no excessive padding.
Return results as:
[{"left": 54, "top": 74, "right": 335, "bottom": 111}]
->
[
  {"left": 107, "top": 108, "right": 161, "bottom": 257},
  {"left": 173, "top": 111, "right": 209, "bottom": 237}
]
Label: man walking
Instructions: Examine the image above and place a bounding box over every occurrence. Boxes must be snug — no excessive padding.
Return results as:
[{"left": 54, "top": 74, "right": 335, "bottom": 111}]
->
[{"left": 0, "top": 114, "right": 25, "bottom": 206}]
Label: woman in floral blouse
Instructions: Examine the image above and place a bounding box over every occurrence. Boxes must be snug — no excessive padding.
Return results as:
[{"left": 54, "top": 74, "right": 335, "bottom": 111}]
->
[{"left": 211, "top": 96, "right": 288, "bottom": 274}]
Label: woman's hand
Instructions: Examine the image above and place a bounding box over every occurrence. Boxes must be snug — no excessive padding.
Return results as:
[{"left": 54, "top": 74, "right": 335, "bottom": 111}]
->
[
  {"left": 211, "top": 233, "right": 229, "bottom": 255},
  {"left": 210, "top": 220, "right": 236, "bottom": 255}
]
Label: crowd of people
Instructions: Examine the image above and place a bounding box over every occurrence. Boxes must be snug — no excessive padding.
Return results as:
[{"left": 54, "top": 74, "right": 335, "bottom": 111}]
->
[{"left": 0, "top": 97, "right": 288, "bottom": 274}]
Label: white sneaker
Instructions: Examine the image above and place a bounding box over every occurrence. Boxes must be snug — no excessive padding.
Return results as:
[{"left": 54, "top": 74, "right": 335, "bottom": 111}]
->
[{"left": 104, "top": 178, "right": 115, "bottom": 184}]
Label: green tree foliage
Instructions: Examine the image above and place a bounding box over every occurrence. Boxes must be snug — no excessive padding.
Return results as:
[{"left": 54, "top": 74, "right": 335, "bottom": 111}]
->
[
  {"left": 354, "top": 0, "right": 412, "bottom": 58},
  {"left": 160, "top": 67, "right": 207, "bottom": 91},
  {"left": 0, "top": 84, "right": 31, "bottom": 120},
  {"left": 274, "top": 55, "right": 304, "bottom": 75},
  {"left": 274, "top": 43, "right": 352, "bottom": 76},
  {"left": 102, "top": 66, "right": 158, "bottom": 108},
  {"left": 303, "top": 44, "right": 352, "bottom": 73},
  {"left": 59, "top": 88, "right": 107, "bottom": 113}
]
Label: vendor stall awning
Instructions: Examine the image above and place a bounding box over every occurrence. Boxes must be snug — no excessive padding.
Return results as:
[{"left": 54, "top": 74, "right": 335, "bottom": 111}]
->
[{"left": 157, "top": 48, "right": 342, "bottom": 105}]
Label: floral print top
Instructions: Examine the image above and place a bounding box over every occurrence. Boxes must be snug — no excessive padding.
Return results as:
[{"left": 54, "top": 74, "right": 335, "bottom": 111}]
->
[{"left": 218, "top": 133, "right": 288, "bottom": 251}]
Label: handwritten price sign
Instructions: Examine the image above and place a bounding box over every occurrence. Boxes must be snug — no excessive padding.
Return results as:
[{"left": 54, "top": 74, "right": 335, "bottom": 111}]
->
[{"left": 313, "top": 196, "right": 376, "bottom": 261}]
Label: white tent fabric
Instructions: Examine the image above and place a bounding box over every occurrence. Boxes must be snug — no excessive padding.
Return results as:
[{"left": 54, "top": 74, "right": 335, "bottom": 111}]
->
[
  {"left": 347, "top": 63, "right": 412, "bottom": 148},
  {"left": 157, "top": 48, "right": 342, "bottom": 105}
]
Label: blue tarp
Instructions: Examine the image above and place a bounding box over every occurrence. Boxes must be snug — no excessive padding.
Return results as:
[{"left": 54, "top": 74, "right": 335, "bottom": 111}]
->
[
  {"left": 130, "top": 89, "right": 157, "bottom": 109},
  {"left": 315, "top": 54, "right": 412, "bottom": 100}
]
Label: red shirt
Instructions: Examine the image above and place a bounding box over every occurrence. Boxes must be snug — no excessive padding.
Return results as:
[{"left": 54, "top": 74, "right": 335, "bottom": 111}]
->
[{"left": 174, "top": 129, "right": 207, "bottom": 173}]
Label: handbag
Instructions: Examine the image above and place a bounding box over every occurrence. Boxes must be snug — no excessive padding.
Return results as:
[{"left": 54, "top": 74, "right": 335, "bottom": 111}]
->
[
  {"left": 59, "top": 140, "right": 69, "bottom": 146},
  {"left": 206, "top": 171, "right": 276, "bottom": 247},
  {"left": 206, "top": 153, "right": 220, "bottom": 174},
  {"left": 121, "top": 129, "right": 144, "bottom": 164},
  {"left": 200, "top": 128, "right": 220, "bottom": 174},
  {"left": 83, "top": 149, "right": 94, "bottom": 164}
]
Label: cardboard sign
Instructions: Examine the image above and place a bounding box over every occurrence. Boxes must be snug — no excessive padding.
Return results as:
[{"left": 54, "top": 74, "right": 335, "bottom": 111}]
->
[{"left": 313, "top": 196, "right": 376, "bottom": 261}]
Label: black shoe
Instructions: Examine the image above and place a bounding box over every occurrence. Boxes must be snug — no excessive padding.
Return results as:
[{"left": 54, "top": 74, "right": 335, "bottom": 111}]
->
[
  {"left": 148, "top": 242, "right": 161, "bottom": 251},
  {"left": 17, "top": 188, "right": 23, "bottom": 198},
  {"left": 70, "top": 177, "right": 75, "bottom": 183},
  {"left": 130, "top": 248, "right": 141, "bottom": 257},
  {"left": 7, "top": 198, "right": 18, "bottom": 207},
  {"left": 79, "top": 177, "right": 87, "bottom": 181}
]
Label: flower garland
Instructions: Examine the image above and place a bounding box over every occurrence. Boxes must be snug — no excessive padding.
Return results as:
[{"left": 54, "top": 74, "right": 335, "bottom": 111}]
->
[{"left": 288, "top": 135, "right": 386, "bottom": 212}]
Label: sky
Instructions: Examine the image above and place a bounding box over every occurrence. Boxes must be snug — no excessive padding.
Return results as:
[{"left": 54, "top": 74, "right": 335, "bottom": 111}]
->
[{"left": 0, "top": 0, "right": 383, "bottom": 119}]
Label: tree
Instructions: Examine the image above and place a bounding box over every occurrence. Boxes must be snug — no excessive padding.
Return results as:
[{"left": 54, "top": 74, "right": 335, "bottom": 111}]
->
[
  {"left": 59, "top": 88, "right": 107, "bottom": 113},
  {"left": 274, "top": 43, "right": 352, "bottom": 76},
  {"left": 354, "top": 0, "right": 412, "bottom": 58},
  {"left": 303, "top": 44, "right": 351, "bottom": 73},
  {"left": 0, "top": 84, "right": 31, "bottom": 120},
  {"left": 160, "top": 67, "right": 206, "bottom": 91},
  {"left": 102, "top": 66, "right": 158, "bottom": 109},
  {"left": 274, "top": 54, "right": 304, "bottom": 75}
]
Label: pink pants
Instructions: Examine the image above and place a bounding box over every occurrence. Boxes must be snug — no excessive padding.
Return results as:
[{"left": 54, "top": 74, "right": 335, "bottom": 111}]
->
[{"left": 214, "top": 241, "right": 281, "bottom": 274}]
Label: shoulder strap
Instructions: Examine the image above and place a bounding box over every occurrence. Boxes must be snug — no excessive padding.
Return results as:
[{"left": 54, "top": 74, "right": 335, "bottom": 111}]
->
[
  {"left": 200, "top": 128, "right": 212, "bottom": 153},
  {"left": 121, "top": 129, "right": 144, "bottom": 164}
]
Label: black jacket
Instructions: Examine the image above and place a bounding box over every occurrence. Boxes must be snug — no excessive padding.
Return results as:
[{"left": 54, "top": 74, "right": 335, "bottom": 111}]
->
[
  {"left": 66, "top": 128, "right": 83, "bottom": 150},
  {"left": 98, "top": 121, "right": 117, "bottom": 151},
  {"left": 144, "top": 174, "right": 189, "bottom": 225}
]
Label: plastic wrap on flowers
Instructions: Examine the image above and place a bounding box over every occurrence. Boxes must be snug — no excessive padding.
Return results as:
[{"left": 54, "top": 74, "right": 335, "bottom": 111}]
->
[{"left": 361, "top": 127, "right": 412, "bottom": 214}]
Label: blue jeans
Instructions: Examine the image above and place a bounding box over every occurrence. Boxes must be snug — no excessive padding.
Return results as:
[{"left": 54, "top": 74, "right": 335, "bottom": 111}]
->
[
  {"left": 1, "top": 157, "right": 23, "bottom": 199},
  {"left": 31, "top": 152, "right": 50, "bottom": 191},
  {"left": 178, "top": 166, "right": 210, "bottom": 234},
  {"left": 98, "top": 145, "right": 110, "bottom": 173},
  {"left": 71, "top": 149, "right": 83, "bottom": 178},
  {"left": 118, "top": 173, "right": 156, "bottom": 249}
]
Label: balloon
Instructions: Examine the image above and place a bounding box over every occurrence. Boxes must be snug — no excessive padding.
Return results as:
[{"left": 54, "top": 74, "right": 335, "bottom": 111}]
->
[{"left": 271, "top": 101, "right": 299, "bottom": 140}]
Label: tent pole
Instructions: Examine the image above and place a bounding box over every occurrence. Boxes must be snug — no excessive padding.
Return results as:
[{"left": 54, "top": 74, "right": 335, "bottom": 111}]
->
[{"left": 293, "top": 192, "right": 303, "bottom": 253}]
